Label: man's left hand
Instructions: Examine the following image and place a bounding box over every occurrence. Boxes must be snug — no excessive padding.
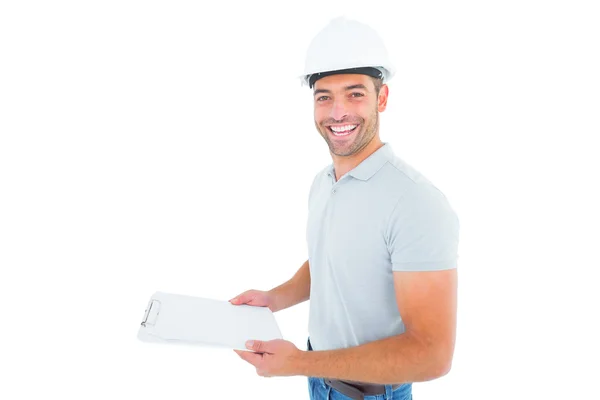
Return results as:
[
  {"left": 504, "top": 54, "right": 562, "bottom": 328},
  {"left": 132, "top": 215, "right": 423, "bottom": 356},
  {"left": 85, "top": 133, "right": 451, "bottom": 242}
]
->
[{"left": 234, "top": 339, "right": 303, "bottom": 377}]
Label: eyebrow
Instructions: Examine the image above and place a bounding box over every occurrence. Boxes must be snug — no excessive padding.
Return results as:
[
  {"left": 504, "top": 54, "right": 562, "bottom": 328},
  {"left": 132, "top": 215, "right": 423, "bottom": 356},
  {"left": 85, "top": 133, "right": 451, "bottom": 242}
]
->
[{"left": 313, "top": 84, "right": 370, "bottom": 96}]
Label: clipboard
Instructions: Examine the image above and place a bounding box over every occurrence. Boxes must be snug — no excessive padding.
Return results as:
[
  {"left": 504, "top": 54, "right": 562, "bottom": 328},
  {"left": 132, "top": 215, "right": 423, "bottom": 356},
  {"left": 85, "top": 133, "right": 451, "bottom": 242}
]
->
[{"left": 137, "top": 291, "right": 283, "bottom": 351}]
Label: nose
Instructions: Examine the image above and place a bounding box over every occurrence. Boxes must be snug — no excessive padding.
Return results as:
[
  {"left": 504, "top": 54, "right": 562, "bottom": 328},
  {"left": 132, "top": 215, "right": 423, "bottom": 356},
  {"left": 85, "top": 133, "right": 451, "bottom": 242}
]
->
[{"left": 330, "top": 98, "right": 348, "bottom": 121}]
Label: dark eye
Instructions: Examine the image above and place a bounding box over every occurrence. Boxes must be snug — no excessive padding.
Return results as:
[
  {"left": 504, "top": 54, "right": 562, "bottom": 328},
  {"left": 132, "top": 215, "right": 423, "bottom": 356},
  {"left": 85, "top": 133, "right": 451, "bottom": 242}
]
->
[
  {"left": 316, "top": 96, "right": 330, "bottom": 101},
  {"left": 350, "top": 92, "right": 364, "bottom": 98}
]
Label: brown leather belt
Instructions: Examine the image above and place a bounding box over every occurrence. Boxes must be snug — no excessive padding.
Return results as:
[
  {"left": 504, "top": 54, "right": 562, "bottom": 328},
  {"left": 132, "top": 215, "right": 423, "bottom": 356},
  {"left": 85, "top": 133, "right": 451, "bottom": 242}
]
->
[{"left": 307, "top": 338, "right": 401, "bottom": 400}]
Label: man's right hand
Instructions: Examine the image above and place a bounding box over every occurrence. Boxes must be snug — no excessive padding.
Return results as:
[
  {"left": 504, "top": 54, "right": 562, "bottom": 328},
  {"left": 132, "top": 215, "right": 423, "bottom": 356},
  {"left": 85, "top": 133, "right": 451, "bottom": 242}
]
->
[{"left": 229, "top": 290, "right": 277, "bottom": 312}]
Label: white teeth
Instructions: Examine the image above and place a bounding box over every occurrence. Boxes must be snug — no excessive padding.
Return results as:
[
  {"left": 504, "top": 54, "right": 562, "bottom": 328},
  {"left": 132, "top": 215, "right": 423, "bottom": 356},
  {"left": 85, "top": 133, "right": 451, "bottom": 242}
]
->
[{"left": 330, "top": 124, "right": 357, "bottom": 132}]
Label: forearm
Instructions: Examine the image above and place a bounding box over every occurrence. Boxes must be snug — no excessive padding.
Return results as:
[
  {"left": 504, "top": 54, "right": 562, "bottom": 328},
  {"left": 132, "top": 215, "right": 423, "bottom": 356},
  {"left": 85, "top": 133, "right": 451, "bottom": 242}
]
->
[
  {"left": 296, "top": 332, "right": 451, "bottom": 384},
  {"left": 268, "top": 260, "right": 311, "bottom": 312}
]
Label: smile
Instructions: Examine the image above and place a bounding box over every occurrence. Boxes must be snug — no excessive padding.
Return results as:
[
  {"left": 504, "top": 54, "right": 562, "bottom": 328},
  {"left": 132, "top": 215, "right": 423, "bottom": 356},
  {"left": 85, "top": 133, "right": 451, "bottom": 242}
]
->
[{"left": 328, "top": 124, "right": 358, "bottom": 137}]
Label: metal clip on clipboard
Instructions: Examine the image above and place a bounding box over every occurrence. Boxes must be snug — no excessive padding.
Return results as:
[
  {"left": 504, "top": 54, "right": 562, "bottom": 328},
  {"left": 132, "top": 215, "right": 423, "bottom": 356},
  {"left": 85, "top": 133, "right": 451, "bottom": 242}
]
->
[{"left": 140, "top": 299, "right": 161, "bottom": 327}]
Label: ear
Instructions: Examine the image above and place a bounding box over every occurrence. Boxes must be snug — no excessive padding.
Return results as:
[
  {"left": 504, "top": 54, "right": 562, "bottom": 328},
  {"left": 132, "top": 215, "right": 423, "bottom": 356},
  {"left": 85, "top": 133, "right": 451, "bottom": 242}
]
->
[{"left": 377, "top": 84, "right": 389, "bottom": 112}]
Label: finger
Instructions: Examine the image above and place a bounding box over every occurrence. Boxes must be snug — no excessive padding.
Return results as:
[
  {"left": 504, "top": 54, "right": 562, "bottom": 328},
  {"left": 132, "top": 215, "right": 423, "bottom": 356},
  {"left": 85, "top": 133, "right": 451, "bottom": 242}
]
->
[{"left": 235, "top": 349, "right": 262, "bottom": 366}]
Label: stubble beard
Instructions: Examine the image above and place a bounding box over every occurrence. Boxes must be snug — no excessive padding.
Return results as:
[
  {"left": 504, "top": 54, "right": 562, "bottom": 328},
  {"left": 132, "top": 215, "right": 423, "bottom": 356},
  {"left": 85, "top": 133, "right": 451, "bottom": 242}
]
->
[{"left": 316, "top": 107, "right": 379, "bottom": 157}]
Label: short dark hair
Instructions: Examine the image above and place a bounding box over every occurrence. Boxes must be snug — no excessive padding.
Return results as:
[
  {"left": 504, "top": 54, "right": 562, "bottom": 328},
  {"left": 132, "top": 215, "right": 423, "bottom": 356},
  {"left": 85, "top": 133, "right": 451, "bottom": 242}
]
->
[{"left": 370, "top": 77, "right": 383, "bottom": 95}]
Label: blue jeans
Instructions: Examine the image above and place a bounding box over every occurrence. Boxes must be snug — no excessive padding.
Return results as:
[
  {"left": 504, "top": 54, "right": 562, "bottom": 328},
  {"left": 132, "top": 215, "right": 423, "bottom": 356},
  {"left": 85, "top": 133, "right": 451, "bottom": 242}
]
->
[
  {"left": 308, "top": 376, "right": 412, "bottom": 400},
  {"left": 306, "top": 338, "right": 412, "bottom": 400}
]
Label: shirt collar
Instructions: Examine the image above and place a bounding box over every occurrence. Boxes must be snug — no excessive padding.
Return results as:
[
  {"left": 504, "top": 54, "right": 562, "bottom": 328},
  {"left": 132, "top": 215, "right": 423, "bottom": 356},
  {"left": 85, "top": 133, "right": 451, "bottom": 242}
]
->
[{"left": 326, "top": 142, "right": 395, "bottom": 181}]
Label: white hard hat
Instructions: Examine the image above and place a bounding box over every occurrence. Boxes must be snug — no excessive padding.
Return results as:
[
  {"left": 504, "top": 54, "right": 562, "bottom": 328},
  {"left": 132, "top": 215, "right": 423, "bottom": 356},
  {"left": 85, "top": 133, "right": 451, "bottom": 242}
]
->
[{"left": 300, "top": 16, "right": 396, "bottom": 88}]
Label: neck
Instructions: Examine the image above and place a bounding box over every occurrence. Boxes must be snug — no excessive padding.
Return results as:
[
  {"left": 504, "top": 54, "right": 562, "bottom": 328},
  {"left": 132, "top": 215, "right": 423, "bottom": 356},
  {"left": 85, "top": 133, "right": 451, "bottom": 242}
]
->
[{"left": 331, "top": 136, "right": 384, "bottom": 181}]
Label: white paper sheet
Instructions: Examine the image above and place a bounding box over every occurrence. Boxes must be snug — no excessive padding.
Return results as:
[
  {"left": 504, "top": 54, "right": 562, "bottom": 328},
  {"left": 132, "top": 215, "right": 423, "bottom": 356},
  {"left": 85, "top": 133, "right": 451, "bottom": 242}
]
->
[{"left": 137, "top": 291, "right": 283, "bottom": 351}]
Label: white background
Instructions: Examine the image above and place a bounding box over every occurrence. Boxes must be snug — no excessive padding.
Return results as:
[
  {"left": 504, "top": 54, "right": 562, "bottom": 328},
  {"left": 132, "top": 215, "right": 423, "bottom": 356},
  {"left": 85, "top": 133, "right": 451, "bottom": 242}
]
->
[{"left": 1, "top": 1, "right": 599, "bottom": 399}]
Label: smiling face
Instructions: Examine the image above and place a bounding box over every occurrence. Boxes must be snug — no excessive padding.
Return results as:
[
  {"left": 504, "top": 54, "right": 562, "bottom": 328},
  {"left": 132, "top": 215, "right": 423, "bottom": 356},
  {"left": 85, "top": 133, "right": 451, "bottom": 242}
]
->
[{"left": 313, "top": 74, "right": 388, "bottom": 157}]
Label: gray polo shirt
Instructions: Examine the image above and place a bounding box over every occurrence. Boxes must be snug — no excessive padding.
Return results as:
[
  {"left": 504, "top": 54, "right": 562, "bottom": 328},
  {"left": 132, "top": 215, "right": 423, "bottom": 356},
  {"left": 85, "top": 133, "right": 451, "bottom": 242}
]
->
[{"left": 306, "top": 142, "right": 460, "bottom": 351}]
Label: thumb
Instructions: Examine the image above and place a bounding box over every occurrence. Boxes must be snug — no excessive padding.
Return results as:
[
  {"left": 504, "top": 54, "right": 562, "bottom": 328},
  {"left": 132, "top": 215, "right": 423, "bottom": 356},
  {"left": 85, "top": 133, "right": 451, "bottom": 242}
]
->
[
  {"left": 246, "top": 340, "right": 268, "bottom": 353},
  {"left": 230, "top": 291, "right": 254, "bottom": 304},
  {"left": 230, "top": 294, "right": 246, "bottom": 304}
]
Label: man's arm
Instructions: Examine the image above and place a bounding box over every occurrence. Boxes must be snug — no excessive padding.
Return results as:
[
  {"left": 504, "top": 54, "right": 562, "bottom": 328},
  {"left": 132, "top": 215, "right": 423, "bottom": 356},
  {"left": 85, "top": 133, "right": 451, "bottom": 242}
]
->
[
  {"left": 268, "top": 260, "right": 311, "bottom": 312},
  {"left": 296, "top": 268, "right": 457, "bottom": 384}
]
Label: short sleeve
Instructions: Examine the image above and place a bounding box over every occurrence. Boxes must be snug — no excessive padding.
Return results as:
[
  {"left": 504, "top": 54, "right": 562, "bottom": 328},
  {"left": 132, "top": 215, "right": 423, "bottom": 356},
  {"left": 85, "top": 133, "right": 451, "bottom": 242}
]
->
[{"left": 386, "top": 185, "right": 460, "bottom": 272}]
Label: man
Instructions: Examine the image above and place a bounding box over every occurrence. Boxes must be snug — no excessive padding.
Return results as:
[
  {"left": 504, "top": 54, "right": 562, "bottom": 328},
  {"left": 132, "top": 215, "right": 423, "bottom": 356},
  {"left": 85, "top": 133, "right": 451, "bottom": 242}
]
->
[{"left": 230, "top": 16, "right": 459, "bottom": 400}]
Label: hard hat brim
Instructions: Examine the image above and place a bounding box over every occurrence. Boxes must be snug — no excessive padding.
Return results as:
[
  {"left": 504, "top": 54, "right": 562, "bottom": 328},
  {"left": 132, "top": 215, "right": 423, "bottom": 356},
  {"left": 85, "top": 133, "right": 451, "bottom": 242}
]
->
[{"left": 307, "top": 67, "right": 384, "bottom": 89}]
